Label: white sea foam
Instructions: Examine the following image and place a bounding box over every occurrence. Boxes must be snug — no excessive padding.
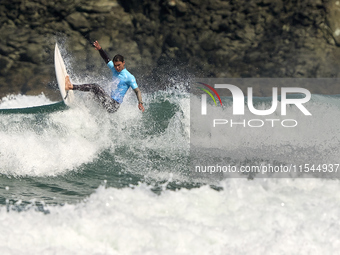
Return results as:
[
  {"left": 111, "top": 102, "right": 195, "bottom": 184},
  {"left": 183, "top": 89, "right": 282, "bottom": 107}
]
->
[
  {"left": 0, "top": 105, "right": 113, "bottom": 176},
  {"left": 0, "top": 90, "right": 189, "bottom": 178},
  {"left": 0, "top": 92, "right": 339, "bottom": 180},
  {"left": 1, "top": 178, "right": 339, "bottom": 254},
  {"left": 0, "top": 93, "right": 55, "bottom": 109}
]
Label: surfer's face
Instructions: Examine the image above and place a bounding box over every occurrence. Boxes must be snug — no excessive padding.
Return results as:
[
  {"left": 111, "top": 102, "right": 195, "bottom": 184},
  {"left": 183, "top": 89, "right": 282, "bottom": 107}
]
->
[{"left": 114, "top": 61, "right": 125, "bottom": 72}]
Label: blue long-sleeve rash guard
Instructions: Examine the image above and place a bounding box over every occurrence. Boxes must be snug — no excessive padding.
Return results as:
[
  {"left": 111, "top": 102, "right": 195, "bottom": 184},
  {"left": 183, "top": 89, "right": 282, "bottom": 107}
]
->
[
  {"left": 98, "top": 49, "right": 138, "bottom": 104},
  {"left": 107, "top": 61, "right": 138, "bottom": 103}
]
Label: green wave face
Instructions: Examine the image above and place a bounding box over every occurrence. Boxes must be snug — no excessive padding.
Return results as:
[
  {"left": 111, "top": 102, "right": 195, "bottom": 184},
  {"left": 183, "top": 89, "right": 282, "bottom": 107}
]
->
[{"left": 0, "top": 101, "right": 67, "bottom": 114}]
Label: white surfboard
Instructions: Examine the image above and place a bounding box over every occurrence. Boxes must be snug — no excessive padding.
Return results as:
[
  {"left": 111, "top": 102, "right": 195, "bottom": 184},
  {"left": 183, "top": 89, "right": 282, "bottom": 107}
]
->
[{"left": 54, "top": 43, "right": 74, "bottom": 106}]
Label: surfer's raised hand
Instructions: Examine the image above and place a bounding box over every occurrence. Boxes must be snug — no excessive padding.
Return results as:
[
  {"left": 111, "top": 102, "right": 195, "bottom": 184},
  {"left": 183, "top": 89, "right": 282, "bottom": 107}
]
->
[
  {"left": 93, "top": 41, "right": 102, "bottom": 51},
  {"left": 138, "top": 103, "right": 145, "bottom": 112}
]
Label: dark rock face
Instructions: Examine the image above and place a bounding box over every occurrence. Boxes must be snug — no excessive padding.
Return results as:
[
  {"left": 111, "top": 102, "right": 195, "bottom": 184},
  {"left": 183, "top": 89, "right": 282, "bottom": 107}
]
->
[{"left": 0, "top": 0, "right": 340, "bottom": 98}]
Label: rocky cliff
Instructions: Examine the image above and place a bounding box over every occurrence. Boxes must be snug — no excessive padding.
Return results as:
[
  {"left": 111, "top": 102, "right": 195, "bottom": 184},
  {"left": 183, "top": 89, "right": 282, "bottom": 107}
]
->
[{"left": 1, "top": 0, "right": 340, "bottom": 98}]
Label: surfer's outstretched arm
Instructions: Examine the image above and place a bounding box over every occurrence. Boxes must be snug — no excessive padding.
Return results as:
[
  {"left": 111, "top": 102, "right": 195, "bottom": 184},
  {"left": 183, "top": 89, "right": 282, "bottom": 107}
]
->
[
  {"left": 93, "top": 41, "right": 110, "bottom": 64},
  {"left": 134, "top": 88, "right": 145, "bottom": 112}
]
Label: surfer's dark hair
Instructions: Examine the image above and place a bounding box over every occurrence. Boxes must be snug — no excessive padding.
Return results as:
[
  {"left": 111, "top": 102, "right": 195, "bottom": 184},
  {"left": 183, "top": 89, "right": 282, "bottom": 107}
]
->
[{"left": 113, "top": 54, "right": 124, "bottom": 62}]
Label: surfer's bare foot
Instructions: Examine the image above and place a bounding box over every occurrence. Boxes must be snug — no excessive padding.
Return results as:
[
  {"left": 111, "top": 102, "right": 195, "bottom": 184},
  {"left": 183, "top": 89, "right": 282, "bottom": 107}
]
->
[{"left": 65, "top": 75, "right": 73, "bottom": 90}]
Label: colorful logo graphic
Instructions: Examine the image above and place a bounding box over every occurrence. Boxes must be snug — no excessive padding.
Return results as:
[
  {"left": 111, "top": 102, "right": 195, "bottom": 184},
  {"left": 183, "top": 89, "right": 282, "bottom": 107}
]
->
[
  {"left": 197, "top": 82, "right": 223, "bottom": 107},
  {"left": 199, "top": 82, "right": 312, "bottom": 117}
]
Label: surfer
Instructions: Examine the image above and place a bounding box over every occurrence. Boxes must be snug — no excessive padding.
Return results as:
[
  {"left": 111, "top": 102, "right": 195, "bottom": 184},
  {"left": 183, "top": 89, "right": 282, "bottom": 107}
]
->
[{"left": 65, "top": 41, "right": 144, "bottom": 113}]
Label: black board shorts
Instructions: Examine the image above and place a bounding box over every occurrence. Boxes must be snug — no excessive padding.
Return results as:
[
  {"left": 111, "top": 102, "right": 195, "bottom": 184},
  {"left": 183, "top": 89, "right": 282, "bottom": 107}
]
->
[{"left": 73, "top": 84, "right": 120, "bottom": 113}]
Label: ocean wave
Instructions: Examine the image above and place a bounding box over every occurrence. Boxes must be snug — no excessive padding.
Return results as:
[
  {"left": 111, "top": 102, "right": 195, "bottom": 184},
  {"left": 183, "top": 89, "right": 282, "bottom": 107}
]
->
[{"left": 1, "top": 178, "right": 340, "bottom": 254}]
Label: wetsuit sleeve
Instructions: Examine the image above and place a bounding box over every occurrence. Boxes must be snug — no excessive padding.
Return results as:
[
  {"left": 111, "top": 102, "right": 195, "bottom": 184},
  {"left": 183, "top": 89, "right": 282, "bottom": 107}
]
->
[
  {"left": 98, "top": 49, "right": 110, "bottom": 64},
  {"left": 73, "top": 83, "right": 98, "bottom": 89}
]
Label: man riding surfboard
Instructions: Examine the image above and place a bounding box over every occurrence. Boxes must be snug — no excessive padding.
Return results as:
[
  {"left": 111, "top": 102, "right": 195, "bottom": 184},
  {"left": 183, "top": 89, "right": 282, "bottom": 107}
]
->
[{"left": 65, "top": 41, "right": 144, "bottom": 113}]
